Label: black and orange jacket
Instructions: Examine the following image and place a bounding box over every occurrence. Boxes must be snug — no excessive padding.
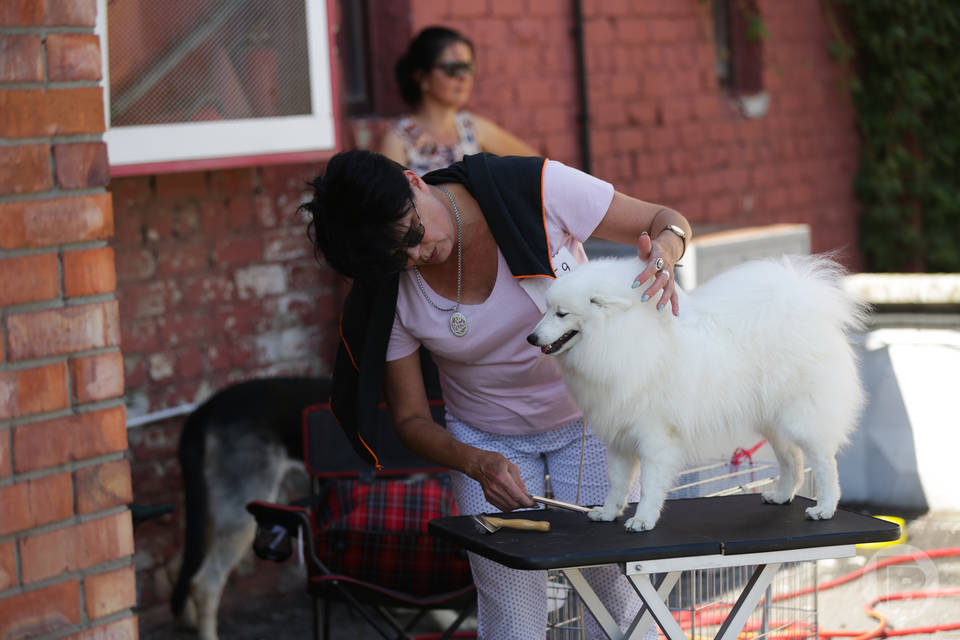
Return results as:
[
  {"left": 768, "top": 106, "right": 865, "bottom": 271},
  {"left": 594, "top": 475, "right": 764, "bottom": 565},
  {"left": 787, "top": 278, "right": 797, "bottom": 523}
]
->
[{"left": 331, "top": 153, "right": 557, "bottom": 466}]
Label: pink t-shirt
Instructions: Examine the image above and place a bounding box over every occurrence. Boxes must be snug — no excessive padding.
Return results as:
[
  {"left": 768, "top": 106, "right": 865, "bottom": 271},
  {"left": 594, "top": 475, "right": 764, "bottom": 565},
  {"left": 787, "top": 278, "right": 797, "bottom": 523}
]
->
[{"left": 386, "top": 160, "right": 615, "bottom": 435}]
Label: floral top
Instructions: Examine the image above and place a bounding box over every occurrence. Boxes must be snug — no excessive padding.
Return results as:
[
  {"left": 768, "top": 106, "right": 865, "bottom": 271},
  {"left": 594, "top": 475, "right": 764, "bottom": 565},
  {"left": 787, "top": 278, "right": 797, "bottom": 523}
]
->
[{"left": 392, "top": 111, "right": 482, "bottom": 176}]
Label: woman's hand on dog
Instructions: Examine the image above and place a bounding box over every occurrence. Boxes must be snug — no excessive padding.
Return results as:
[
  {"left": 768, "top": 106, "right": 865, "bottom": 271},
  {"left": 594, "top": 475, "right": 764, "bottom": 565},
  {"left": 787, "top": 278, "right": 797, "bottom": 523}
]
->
[
  {"left": 468, "top": 449, "right": 537, "bottom": 511},
  {"left": 632, "top": 231, "right": 680, "bottom": 316}
]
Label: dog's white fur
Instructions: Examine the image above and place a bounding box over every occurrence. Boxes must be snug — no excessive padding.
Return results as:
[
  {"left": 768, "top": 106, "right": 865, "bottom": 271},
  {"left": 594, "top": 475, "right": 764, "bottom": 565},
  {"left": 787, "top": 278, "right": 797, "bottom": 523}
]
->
[{"left": 528, "top": 255, "right": 866, "bottom": 531}]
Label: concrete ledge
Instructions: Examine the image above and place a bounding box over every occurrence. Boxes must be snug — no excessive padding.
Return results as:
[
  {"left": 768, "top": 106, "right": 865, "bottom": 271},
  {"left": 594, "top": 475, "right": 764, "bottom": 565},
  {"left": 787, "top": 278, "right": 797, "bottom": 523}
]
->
[{"left": 844, "top": 273, "right": 960, "bottom": 304}]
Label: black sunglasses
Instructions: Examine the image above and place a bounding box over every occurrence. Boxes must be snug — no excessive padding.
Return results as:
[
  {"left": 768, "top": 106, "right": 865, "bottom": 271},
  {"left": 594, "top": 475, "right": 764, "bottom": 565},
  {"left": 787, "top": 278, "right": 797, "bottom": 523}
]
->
[
  {"left": 389, "top": 201, "right": 425, "bottom": 269},
  {"left": 434, "top": 61, "right": 474, "bottom": 78}
]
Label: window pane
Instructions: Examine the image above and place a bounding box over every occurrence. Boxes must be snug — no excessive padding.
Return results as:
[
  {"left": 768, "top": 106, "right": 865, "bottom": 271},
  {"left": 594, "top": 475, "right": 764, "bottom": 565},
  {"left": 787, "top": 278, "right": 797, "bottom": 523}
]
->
[{"left": 107, "top": 0, "right": 312, "bottom": 126}]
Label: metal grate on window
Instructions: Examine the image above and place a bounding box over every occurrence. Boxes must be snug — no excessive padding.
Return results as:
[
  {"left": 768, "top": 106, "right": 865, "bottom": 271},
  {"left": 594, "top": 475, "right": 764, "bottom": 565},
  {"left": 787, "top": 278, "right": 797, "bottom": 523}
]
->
[{"left": 107, "top": 0, "right": 313, "bottom": 126}]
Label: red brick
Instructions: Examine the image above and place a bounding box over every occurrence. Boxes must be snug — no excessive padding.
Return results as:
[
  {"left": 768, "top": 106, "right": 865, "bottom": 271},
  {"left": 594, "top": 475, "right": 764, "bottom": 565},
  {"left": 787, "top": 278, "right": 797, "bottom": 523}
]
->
[
  {"left": 0, "top": 35, "right": 44, "bottom": 81},
  {"left": 155, "top": 171, "right": 207, "bottom": 202},
  {"left": 20, "top": 512, "right": 133, "bottom": 584},
  {"left": 84, "top": 565, "right": 136, "bottom": 619},
  {"left": 0, "top": 144, "right": 51, "bottom": 195},
  {"left": 0, "top": 88, "right": 105, "bottom": 138},
  {"left": 0, "top": 580, "right": 81, "bottom": 639},
  {"left": 62, "top": 616, "right": 138, "bottom": 640},
  {"left": 45, "top": 0, "right": 97, "bottom": 26},
  {"left": 0, "top": 192, "right": 113, "bottom": 250},
  {"left": 0, "top": 363, "right": 69, "bottom": 421},
  {"left": 6, "top": 300, "right": 121, "bottom": 361},
  {"left": 70, "top": 351, "right": 124, "bottom": 403},
  {"left": 46, "top": 33, "right": 101, "bottom": 81},
  {"left": 63, "top": 247, "right": 117, "bottom": 297},
  {"left": 74, "top": 459, "right": 132, "bottom": 514},
  {"left": 0, "top": 0, "right": 45, "bottom": 25},
  {"left": 12, "top": 406, "right": 127, "bottom": 473},
  {"left": 0, "top": 473, "right": 73, "bottom": 536},
  {"left": 114, "top": 248, "right": 156, "bottom": 283},
  {"left": 54, "top": 142, "right": 110, "bottom": 189},
  {"left": 0, "top": 431, "right": 10, "bottom": 478},
  {"left": 0, "top": 252, "right": 59, "bottom": 306},
  {"left": 156, "top": 241, "right": 208, "bottom": 276},
  {"left": 213, "top": 236, "right": 262, "bottom": 266},
  {"left": 0, "top": 540, "right": 15, "bottom": 590}
]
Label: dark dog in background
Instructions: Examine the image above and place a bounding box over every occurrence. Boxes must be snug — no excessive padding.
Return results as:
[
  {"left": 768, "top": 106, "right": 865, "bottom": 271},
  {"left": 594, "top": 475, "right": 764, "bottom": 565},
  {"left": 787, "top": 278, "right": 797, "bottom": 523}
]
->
[{"left": 170, "top": 376, "right": 330, "bottom": 640}]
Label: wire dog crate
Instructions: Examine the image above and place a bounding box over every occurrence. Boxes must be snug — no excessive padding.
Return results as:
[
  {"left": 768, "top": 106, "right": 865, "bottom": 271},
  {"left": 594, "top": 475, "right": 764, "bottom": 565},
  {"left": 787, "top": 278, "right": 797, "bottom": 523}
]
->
[{"left": 546, "top": 456, "right": 819, "bottom": 640}]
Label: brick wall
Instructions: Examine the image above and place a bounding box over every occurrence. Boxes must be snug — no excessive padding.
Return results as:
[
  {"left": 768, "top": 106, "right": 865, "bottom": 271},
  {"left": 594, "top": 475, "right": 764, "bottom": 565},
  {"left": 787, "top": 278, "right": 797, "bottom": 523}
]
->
[{"left": 0, "top": 1, "right": 136, "bottom": 639}]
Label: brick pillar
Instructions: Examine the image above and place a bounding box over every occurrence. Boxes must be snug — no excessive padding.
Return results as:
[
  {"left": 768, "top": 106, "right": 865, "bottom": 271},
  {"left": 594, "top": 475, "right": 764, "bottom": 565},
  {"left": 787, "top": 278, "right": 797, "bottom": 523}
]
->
[{"left": 0, "top": 2, "right": 137, "bottom": 639}]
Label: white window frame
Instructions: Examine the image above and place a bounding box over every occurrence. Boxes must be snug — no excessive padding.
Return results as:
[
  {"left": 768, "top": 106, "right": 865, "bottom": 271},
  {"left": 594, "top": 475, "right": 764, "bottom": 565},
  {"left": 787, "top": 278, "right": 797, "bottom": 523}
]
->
[{"left": 96, "top": 0, "right": 338, "bottom": 175}]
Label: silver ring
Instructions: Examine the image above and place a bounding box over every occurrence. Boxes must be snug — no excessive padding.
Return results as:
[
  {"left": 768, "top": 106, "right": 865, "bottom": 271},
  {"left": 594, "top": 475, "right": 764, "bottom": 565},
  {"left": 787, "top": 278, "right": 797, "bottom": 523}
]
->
[{"left": 654, "top": 257, "right": 664, "bottom": 271}]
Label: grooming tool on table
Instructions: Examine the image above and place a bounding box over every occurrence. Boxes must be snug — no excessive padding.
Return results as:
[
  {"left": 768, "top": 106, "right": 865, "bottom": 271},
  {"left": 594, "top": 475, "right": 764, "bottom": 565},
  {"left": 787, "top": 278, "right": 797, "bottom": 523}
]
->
[
  {"left": 472, "top": 514, "right": 550, "bottom": 534},
  {"left": 530, "top": 495, "right": 593, "bottom": 513}
]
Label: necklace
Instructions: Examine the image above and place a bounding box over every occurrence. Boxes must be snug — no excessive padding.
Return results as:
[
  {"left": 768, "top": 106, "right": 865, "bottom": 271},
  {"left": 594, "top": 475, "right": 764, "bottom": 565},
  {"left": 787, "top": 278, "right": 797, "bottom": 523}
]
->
[{"left": 413, "top": 185, "right": 468, "bottom": 337}]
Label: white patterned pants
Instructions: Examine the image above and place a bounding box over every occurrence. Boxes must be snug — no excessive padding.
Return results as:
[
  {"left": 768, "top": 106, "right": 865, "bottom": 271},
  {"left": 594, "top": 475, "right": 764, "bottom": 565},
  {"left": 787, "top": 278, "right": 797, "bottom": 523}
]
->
[{"left": 446, "top": 416, "right": 653, "bottom": 640}]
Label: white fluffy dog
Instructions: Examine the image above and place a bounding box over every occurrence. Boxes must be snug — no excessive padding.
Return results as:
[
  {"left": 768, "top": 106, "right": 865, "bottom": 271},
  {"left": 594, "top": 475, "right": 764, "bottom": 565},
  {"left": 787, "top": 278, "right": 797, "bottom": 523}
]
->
[{"left": 527, "top": 255, "right": 866, "bottom": 532}]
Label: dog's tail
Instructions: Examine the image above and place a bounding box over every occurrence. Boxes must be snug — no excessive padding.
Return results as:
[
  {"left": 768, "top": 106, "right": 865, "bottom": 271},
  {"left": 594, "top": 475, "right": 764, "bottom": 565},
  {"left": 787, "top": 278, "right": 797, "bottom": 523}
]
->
[
  {"left": 170, "top": 403, "right": 209, "bottom": 618},
  {"left": 781, "top": 253, "right": 870, "bottom": 332}
]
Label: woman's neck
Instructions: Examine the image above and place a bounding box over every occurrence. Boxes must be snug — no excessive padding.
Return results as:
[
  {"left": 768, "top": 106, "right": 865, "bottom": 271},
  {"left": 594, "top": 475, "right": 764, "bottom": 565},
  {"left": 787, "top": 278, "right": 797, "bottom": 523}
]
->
[{"left": 412, "top": 99, "right": 460, "bottom": 143}]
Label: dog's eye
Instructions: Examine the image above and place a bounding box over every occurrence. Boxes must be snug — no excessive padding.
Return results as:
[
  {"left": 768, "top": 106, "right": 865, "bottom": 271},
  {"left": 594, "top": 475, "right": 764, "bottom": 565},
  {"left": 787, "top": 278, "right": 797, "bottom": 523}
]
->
[{"left": 555, "top": 311, "right": 568, "bottom": 318}]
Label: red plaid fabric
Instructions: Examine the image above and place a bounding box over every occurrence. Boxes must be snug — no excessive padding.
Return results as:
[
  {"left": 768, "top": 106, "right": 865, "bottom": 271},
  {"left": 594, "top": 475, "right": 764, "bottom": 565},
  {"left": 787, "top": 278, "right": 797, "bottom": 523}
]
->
[{"left": 312, "top": 473, "right": 473, "bottom": 596}]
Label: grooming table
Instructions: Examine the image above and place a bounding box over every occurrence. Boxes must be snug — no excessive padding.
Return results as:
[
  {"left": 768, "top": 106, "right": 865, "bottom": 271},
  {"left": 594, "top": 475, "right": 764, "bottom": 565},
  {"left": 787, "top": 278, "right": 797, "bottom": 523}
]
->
[{"left": 429, "top": 494, "right": 901, "bottom": 640}]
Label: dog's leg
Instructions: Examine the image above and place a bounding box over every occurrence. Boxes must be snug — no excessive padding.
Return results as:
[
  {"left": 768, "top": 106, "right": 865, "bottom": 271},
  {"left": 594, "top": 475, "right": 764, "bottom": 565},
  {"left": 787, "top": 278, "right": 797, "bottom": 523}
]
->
[
  {"left": 588, "top": 449, "right": 638, "bottom": 522},
  {"left": 760, "top": 433, "right": 804, "bottom": 505},
  {"left": 191, "top": 521, "right": 258, "bottom": 640},
  {"left": 624, "top": 447, "right": 682, "bottom": 532},
  {"left": 798, "top": 445, "right": 841, "bottom": 520}
]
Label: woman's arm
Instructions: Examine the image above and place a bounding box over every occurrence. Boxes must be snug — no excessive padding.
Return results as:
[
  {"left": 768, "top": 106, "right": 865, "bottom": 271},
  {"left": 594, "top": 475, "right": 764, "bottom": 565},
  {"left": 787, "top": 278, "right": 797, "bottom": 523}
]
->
[
  {"left": 473, "top": 114, "right": 538, "bottom": 157},
  {"left": 383, "top": 351, "right": 534, "bottom": 511},
  {"left": 378, "top": 127, "right": 408, "bottom": 165},
  {"left": 592, "top": 192, "right": 693, "bottom": 315}
]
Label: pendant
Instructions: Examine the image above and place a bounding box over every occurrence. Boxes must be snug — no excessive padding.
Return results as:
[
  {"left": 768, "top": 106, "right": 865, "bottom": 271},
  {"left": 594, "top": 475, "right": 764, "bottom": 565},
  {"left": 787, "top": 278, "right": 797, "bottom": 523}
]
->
[{"left": 449, "top": 311, "right": 468, "bottom": 337}]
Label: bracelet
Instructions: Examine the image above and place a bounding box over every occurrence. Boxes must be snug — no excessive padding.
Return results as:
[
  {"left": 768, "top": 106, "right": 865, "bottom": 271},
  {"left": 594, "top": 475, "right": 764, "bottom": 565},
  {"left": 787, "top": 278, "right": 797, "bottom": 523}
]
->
[{"left": 663, "top": 224, "right": 687, "bottom": 260}]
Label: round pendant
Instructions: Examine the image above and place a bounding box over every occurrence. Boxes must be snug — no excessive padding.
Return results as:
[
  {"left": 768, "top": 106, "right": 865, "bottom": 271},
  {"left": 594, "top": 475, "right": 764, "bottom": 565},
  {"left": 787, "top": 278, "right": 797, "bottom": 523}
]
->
[{"left": 449, "top": 311, "right": 468, "bottom": 337}]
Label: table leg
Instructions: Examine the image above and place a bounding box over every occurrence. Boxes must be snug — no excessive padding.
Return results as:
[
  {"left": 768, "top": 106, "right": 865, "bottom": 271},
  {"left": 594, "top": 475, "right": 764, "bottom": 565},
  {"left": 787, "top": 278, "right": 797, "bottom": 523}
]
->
[
  {"left": 715, "top": 562, "right": 782, "bottom": 640},
  {"left": 625, "top": 572, "right": 681, "bottom": 640},
  {"left": 629, "top": 573, "right": 691, "bottom": 640},
  {"left": 561, "top": 568, "right": 624, "bottom": 640}
]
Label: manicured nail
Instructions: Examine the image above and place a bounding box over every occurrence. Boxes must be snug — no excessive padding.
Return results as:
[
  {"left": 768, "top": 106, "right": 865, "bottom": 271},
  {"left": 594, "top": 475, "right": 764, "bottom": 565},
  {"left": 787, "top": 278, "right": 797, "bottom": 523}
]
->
[
  {"left": 631, "top": 281, "right": 640, "bottom": 289},
  {"left": 658, "top": 303, "right": 664, "bottom": 311},
  {"left": 641, "top": 294, "right": 650, "bottom": 302}
]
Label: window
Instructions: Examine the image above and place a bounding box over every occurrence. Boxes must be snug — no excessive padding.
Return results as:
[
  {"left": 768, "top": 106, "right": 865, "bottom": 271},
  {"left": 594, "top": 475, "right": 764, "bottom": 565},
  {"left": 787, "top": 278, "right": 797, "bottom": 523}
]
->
[
  {"left": 713, "top": 0, "right": 768, "bottom": 117},
  {"left": 97, "top": 0, "right": 337, "bottom": 174}
]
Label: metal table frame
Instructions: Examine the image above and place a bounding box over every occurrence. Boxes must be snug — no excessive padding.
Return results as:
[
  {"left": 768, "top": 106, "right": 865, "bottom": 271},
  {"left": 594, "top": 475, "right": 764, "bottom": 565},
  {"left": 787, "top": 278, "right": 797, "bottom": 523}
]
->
[{"left": 561, "top": 543, "right": 852, "bottom": 640}]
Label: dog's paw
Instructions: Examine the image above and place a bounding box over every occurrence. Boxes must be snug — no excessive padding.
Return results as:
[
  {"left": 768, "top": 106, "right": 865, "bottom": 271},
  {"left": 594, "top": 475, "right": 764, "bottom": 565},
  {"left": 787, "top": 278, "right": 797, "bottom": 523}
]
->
[
  {"left": 805, "top": 504, "right": 836, "bottom": 520},
  {"left": 761, "top": 489, "right": 794, "bottom": 505},
  {"left": 588, "top": 505, "right": 621, "bottom": 522},
  {"left": 624, "top": 515, "right": 658, "bottom": 532}
]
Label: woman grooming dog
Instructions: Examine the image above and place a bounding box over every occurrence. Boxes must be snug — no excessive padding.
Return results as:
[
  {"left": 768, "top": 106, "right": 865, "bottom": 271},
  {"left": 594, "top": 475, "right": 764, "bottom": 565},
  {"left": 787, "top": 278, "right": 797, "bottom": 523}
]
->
[{"left": 301, "top": 150, "right": 691, "bottom": 638}]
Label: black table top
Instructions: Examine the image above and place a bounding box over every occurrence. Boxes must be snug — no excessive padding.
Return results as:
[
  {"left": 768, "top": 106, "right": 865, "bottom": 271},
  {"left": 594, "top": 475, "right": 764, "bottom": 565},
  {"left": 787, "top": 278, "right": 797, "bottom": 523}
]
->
[{"left": 428, "top": 494, "right": 902, "bottom": 570}]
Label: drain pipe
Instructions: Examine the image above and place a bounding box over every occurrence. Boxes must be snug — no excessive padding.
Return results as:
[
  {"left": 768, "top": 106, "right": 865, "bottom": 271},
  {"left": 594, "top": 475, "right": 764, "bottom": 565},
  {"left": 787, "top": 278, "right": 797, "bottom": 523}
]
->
[{"left": 572, "top": 0, "right": 592, "bottom": 173}]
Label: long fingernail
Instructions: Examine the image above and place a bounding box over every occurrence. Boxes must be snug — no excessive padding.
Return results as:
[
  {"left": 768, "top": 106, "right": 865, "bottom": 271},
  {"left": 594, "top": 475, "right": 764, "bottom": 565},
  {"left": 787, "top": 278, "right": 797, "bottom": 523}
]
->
[
  {"left": 658, "top": 303, "right": 664, "bottom": 311},
  {"left": 641, "top": 294, "right": 650, "bottom": 302},
  {"left": 631, "top": 281, "right": 640, "bottom": 289}
]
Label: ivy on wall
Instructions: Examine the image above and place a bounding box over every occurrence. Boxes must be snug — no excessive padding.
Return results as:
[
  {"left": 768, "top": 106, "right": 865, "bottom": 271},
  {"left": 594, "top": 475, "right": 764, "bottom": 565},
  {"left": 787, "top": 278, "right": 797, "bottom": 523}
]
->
[{"left": 834, "top": 1, "right": 960, "bottom": 272}]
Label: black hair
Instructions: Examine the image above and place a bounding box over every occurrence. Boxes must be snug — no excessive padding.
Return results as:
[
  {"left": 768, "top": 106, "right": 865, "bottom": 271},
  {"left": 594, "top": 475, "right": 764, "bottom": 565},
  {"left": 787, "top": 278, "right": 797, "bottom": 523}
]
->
[
  {"left": 395, "top": 26, "right": 474, "bottom": 107},
  {"left": 302, "top": 150, "right": 414, "bottom": 280}
]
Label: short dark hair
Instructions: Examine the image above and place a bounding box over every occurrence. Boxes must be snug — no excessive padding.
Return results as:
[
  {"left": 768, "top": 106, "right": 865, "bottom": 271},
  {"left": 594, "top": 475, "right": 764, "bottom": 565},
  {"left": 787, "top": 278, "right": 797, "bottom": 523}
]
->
[
  {"left": 302, "top": 150, "right": 413, "bottom": 280},
  {"left": 395, "top": 26, "right": 474, "bottom": 107}
]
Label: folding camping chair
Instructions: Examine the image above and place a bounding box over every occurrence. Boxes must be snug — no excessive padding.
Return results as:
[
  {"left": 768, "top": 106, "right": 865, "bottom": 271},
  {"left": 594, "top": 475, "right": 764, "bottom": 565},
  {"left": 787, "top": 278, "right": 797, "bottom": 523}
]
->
[{"left": 246, "top": 399, "right": 476, "bottom": 640}]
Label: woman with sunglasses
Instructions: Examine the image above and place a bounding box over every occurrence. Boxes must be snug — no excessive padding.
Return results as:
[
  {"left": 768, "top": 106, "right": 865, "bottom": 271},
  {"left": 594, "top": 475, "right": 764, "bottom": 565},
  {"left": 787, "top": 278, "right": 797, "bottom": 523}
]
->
[
  {"left": 303, "top": 149, "right": 690, "bottom": 638},
  {"left": 379, "top": 26, "right": 536, "bottom": 175}
]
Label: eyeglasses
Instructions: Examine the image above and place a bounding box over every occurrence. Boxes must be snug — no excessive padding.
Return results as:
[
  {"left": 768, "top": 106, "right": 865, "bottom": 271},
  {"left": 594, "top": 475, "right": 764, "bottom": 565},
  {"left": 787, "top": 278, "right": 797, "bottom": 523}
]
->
[
  {"left": 434, "top": 61, "right": 474, "bottom": 78},
  {"left": 390, "top": 200, "right": 425, "bottom": 268}
]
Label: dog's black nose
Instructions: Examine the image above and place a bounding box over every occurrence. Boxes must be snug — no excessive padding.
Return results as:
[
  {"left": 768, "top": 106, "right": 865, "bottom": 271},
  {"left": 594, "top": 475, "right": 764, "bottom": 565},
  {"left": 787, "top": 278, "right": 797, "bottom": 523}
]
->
[{"left": 526, "top": 333, "right": 539, "bottom": 346}]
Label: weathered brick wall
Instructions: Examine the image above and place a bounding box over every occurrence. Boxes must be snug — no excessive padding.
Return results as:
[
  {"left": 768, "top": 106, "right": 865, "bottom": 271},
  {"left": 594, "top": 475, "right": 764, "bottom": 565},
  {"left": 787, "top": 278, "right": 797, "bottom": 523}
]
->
[{"left": 0, "top": 1, "right": 136, "bottom": 638}]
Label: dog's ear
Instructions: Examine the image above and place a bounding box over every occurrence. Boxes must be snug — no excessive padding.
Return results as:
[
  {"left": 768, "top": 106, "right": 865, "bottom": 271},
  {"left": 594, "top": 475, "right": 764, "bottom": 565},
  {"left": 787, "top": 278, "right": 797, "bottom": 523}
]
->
[{"left": 589, "top": 294, "right": 631, "bottom": 310}]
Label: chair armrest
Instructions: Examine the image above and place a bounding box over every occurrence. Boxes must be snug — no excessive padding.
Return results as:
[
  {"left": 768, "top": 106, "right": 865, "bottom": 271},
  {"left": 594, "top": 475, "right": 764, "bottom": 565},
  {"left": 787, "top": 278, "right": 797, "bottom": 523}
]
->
[{"left": 246, "top": 500, "right": 314, "bottom": 564}]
